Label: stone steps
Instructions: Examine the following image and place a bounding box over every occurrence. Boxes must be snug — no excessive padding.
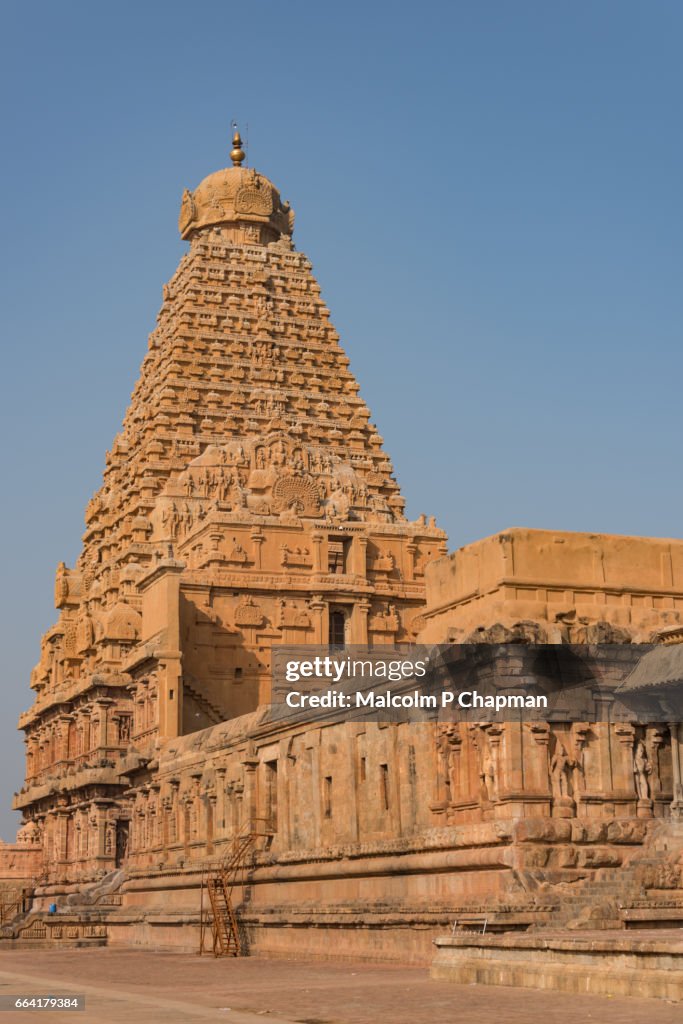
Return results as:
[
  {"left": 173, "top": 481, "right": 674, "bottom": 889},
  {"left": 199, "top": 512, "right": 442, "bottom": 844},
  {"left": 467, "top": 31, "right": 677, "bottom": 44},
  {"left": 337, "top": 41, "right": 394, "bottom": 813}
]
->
[
  {"left": 544, "top": 823, "right": 683, "bottom": 930},
  {"left": 432, "top": 930, "right": 683, "bottom": 1000},
  {"left": 183, "top": 679, "right": 225, "bottom": 725}
]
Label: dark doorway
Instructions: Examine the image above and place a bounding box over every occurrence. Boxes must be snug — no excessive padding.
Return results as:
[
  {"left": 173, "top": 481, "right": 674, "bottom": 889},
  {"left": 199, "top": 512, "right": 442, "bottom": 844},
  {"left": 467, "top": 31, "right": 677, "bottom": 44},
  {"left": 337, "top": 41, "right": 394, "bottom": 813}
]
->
[
  {"left": 329, "top": 609, "right": 346, "bottom": 647},
  {"left": 115, "top": 820, "right": 129, "bottom": 867}
]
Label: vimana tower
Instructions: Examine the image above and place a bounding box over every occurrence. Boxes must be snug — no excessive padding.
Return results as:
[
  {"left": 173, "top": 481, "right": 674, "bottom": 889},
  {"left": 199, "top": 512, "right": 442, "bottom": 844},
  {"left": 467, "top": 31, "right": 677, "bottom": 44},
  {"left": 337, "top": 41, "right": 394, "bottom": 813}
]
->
[{"left": 14, "top": 132, "right": 449, "bottom": 950}]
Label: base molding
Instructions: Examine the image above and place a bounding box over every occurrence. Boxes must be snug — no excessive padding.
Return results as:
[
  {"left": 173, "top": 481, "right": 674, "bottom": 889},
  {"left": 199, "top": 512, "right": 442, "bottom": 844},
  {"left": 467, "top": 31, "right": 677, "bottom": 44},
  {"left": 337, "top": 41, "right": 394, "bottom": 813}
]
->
[{"left": 431, "top": 931, "right": 683, "bottom": 1001}]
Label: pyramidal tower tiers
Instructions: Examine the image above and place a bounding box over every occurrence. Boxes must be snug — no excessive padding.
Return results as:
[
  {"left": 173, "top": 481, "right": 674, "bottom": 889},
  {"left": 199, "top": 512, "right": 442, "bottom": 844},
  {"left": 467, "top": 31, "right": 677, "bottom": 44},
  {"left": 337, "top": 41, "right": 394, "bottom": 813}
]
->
[{"left": 16, "top": 133, "right": 447, "bottom": 880}]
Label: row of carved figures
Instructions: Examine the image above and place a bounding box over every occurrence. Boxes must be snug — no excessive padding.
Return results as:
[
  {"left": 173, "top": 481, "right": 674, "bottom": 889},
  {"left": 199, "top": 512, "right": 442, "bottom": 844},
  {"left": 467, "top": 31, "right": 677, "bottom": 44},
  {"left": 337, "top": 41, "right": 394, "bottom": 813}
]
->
[{"left": 438, "top": 722, "right": 671, "bottom": 811}]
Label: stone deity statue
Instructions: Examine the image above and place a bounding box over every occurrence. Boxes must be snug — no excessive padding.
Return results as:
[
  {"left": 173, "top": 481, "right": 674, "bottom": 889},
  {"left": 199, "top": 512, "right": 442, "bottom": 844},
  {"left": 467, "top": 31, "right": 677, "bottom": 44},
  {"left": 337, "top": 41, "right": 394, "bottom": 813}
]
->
[
  {"left": 550, "top": 744, "right": 574, "bottom": 800},
  {"left": 633, "top": 739, "right": 652, "bottom": 800}
]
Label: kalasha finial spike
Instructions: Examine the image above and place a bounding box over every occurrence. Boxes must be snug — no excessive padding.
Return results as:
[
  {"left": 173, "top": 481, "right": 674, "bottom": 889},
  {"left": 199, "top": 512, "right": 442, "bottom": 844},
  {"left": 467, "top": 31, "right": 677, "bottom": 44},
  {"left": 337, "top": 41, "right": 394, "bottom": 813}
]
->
[{"left": 230, "top": 124, "right": 245, "bottom": 167}]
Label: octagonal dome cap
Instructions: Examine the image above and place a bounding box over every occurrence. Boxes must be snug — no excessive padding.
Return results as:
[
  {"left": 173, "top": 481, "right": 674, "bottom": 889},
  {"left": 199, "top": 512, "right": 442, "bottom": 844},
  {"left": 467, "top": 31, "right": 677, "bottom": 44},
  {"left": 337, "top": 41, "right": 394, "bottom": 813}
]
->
[{"left": 178, "top": 130, "right": 294, "bottom": 241}]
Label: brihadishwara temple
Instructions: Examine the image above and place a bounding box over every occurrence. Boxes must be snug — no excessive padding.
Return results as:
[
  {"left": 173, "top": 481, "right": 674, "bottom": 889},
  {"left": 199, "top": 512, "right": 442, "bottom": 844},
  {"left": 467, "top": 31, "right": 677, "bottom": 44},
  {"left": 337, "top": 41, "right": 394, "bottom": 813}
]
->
[{"left": 4, "top": 132, "right": 683, "bottom": 996}]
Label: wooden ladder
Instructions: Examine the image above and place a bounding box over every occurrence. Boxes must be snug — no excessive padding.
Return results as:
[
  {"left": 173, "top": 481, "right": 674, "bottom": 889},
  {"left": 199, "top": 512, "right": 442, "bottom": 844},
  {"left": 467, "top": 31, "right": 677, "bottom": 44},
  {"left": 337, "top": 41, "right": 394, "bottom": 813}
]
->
[
  {"left": 206, "top": 871, "right": 241, "bottom": 955},
  {"left": 201, "top": 825, "right": 262, "bottom": 957}
]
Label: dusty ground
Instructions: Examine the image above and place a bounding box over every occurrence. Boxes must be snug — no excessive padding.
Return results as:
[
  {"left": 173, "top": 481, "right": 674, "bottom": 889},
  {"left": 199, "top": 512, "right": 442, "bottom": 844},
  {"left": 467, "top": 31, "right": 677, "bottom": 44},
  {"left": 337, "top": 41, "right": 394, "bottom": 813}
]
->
[{"left": 0, "top": 949, "right": 680, "bottom": 1024}]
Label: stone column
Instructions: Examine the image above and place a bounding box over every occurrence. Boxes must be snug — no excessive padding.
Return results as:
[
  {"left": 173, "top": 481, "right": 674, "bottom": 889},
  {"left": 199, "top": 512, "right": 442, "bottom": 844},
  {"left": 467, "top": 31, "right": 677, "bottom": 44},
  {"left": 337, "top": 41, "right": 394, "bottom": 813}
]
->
[
  {"left": 591, "top": 713, "right": 615, "bottom": 815},
  {"left": 241, "top": 745, "right": 260, "bottom": 834},
  {"left": 232, "top": 781, "right": 244, "bottom": 833},
  {"left": 160, "top": 793, "right": 170, "bottom": 856},
  {"left": 215, "top": 766, "right": 227, "bottom": 833},
  {"left": 26, "top": 738, "right": 38, "bottom": 781},
  {"left": 501, "top": 720, "right": 523, "bottom": 796},
  {"left": 250, "top": 527, "right": 264, "bottom": 569},
  {"left": 150, "top": 784, "right": 161, "bottom": 849},
  {"left": 526, "top": 722, "right": 551, "bottom": 792},
  {"left": 311, "top": 533, "right": 324, "bottom": 573},
  {"left": 276, "top": 740, "right": 292, "bottom": 851},
  {"left": 388, "top": 724, "right": 403, "bottom": 834},
  {"left": 56, "top": 806, "right": 70, "bottom": 866},
  {"left": 670, "top": 724, "right": 683, "bottom": 819},
  {"left": 43, "top": 812, "right": 55, "bottom": 876},
  {"left": 405, "top": 541, "right": 417, "bottom": 582},
  {"left": 614, "top": 723, "right": 637, "bottom": 816},
  {"left": 82, "top": 708, "right": 92, "bottom": 756},
  {"left": 190, "top": 774, "right": 202, "bottom": 846},
  {"left": 93, "top": 802, "right": 106, "bottom": 860},
  {"left": 309, "top": 594, "right": 325, "bottom": 643},
  {"left": 90, "top": 712, "right": 101, "bottom": 752},
  {"left": 206, "top": 790, "right": 216, "bottom": 854},
  {"left": 350, "top": 599, "right": 370, "bottom": 644},
  {"left": 488, "top": 724, "right": 504, "bottom": 808},
  {"left": 57, "top": 715, "right": 72, "bottom": 764},
  {"left": 431, "top": 725, "right": 453, "bottom": 816},
  {"left": 97, "top": 699, "right": 113, "bottom": 752},
  {"left": 305, "top": 732, "right": 321, "bottom": 849},
  {"left": 351, "top": 535, "right": 368, "bottom": 577},
  {"left": 169, "top": 779, "right": 180, "bottom": 845},
  {"left": 132, "top": 794, "right": 145, "bottom": 855},
  {"left": 649, "top": 727, "right": 666, "bottom": 807}
]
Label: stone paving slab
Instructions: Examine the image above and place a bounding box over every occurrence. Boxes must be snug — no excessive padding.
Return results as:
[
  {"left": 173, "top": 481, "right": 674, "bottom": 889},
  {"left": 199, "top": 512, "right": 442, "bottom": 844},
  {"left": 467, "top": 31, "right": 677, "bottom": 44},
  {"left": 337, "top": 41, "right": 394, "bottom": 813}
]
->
[
  {"left": 0, "top": 965, "right": 291, "bottom": 1024},
  {"left": 0, "top": 949, "right": 680, "bottom": 1024}
]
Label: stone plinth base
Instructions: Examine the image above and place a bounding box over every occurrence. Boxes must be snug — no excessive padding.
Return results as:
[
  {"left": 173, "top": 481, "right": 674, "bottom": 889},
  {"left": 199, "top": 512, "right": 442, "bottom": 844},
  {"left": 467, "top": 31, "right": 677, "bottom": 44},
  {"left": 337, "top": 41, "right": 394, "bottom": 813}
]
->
[
  {"left": 0, "top": 912, "right": 108, "bottom": 951},
  {"left": 551, "top": 797, "right": 576, "bottom": 818},
  {"left": 637, "top": 798, "right": 654, "bottom": 819},
  {"left": 103, "top": 902, "right": 554, "bottom": 962},
  {"left": 622, "top": 899, "right": 683, "bottom": 928},
  {"left": 431, "top": 930, "right": 683, "bottom": 1001}
]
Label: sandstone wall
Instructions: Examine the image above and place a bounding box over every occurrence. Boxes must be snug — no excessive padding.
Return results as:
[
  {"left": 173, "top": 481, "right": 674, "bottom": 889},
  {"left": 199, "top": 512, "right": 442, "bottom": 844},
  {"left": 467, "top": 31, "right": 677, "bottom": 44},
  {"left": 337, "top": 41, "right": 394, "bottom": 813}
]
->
[{"left": 419, "top": 529, "right": 683, "bottom": 643}]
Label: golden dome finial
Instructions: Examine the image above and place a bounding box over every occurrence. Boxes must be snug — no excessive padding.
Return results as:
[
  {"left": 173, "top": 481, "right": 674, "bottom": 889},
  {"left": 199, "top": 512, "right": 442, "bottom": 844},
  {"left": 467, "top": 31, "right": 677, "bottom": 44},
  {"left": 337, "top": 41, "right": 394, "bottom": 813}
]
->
[{"left": 230, "top": 124, "right": 245, "bottom": 167}]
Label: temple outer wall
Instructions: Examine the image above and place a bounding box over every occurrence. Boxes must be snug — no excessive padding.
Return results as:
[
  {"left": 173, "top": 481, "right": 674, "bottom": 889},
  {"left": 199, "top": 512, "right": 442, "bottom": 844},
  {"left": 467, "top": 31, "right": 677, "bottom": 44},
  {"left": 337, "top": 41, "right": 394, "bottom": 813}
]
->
[
  {"left": 418, "top": 528, "right": 683, "bottom": 643},
  {"left": 0, "top": 844, "right": 43, "bottom": 886}
]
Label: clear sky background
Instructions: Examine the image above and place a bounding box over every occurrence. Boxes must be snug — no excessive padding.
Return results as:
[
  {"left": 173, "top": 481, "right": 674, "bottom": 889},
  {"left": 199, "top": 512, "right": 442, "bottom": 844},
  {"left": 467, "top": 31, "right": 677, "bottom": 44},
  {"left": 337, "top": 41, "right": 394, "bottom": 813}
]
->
[{"left": 0, "top": 1, "right": 681, "bottom": 838}]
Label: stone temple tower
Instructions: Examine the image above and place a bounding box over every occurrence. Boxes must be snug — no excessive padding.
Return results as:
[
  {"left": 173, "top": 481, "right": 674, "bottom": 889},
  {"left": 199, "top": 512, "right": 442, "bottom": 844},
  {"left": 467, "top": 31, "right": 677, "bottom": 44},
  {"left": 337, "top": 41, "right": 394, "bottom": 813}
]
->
[{"left": 15, "top": 132, "right": 447, "bottom": 883}]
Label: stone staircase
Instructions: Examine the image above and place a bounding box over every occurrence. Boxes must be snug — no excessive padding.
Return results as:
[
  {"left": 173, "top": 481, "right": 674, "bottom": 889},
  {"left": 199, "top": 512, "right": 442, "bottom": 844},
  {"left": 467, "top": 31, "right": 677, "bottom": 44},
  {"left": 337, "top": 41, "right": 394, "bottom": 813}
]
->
[
  {"left": 64, "top": 868, "right": 126, "bottom": 909},
  {"left": 547, "top": 822, "right": 683, "bottom": 930},
  {"left": 555, "top": 866, "right": 647, "bottom": 929},
  {"left": 183, "top": 678, "right": 226, "bottom": 725},
  {"left": 0, "top": 869, "right": 130, "bottom": 949}
]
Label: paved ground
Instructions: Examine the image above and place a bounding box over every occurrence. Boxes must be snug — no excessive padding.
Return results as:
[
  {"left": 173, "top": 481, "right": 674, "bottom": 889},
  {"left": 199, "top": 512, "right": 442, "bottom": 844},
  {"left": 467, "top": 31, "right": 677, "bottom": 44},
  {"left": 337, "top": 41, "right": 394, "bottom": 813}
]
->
[{"left": 0, "top": 949, "right": 680, "bottom": 1024}]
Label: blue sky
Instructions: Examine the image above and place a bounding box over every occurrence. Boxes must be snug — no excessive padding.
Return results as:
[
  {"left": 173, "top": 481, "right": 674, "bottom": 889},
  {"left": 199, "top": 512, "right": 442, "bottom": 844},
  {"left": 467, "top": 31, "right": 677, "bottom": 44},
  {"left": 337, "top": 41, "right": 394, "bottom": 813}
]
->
[{"left": 0, "top": 1, "right": 681, "bottom": 837}]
